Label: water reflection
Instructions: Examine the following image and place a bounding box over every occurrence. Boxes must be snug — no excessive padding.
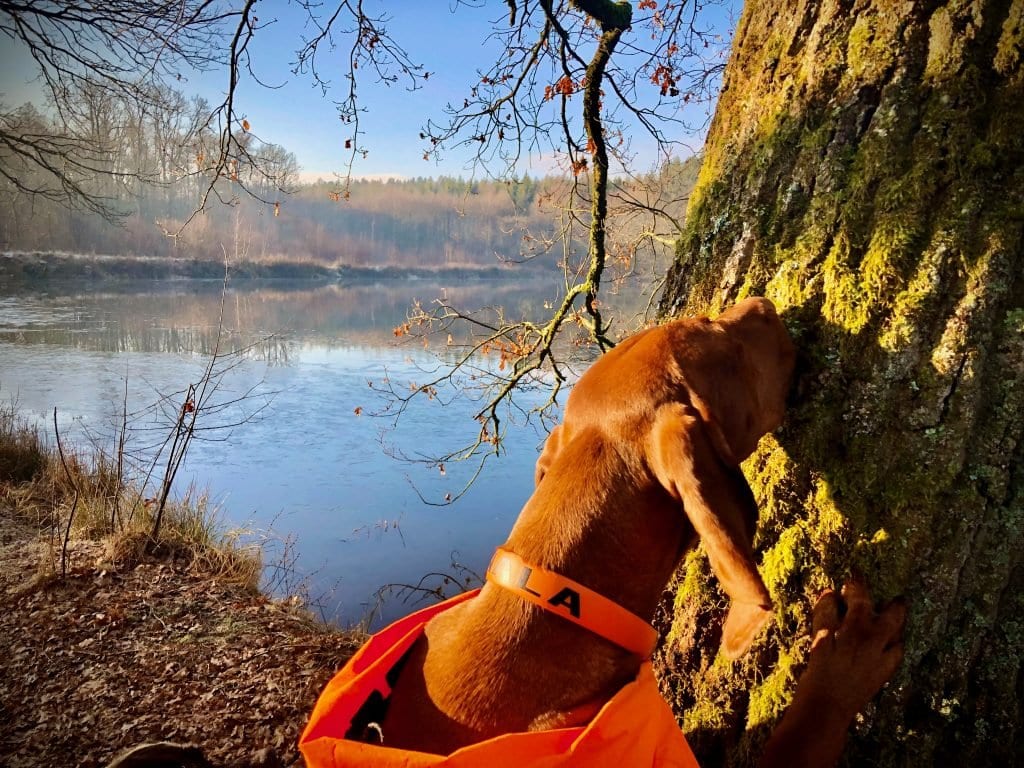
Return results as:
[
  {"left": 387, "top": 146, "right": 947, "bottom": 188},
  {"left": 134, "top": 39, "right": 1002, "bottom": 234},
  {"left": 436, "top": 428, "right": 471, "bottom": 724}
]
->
[
  {"left": 0, "top": 277, "right": 649, "bottom": 627},
  {"left": 0, "top": 279, "right": 572, "bottom": 355}
]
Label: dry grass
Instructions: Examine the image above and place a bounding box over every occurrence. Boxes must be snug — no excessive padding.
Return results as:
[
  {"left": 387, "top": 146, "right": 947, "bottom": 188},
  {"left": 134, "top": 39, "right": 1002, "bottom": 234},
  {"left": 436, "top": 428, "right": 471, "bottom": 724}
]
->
[
  {"left": 0, "top": 403, "right": 47, "bottom": 485},
  {"left": 0, "top": 403, "right": 262, "bottom": 590},
  {"left": 0, "top": 504, "right": 356, "bottom": 768},
  {"left": 0, "top": 405, "right": 358, "bottom": 768}
]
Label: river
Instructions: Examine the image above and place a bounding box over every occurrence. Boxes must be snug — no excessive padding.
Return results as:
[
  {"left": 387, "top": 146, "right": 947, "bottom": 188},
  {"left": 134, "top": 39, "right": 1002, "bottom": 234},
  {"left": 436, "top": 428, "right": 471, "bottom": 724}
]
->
[{"left": 0, "top": 277, "right": 643, "bottom": 628}]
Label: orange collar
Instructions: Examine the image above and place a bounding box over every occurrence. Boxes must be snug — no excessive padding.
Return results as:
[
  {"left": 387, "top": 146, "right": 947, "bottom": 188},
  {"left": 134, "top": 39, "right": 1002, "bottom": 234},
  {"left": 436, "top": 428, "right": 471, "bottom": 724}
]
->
[{"left": 486, "top": 548, "right": 658, "bottom": 658}]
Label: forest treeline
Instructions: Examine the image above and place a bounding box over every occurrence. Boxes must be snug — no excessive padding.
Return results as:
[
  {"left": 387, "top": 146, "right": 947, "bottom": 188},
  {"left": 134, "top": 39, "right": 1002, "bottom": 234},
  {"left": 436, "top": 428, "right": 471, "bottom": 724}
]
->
[{"left": 0, "top": 85, "right": 699, "bottom": 273}]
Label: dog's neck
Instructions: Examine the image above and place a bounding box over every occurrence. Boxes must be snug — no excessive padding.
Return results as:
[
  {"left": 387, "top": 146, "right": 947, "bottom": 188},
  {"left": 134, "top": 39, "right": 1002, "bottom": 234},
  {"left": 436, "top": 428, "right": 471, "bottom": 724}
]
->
[
  {"left": 380, "top": 433, "right": 693, "bottom": 753},
  {"left": 503, "top": 482, "right": 690, "bottom": 625},
  {"left": 414, "top": 450, "right": 691, "bottom": 738},
  {"left": 485, "top": 547, "right": 659, "bottom": 657}
]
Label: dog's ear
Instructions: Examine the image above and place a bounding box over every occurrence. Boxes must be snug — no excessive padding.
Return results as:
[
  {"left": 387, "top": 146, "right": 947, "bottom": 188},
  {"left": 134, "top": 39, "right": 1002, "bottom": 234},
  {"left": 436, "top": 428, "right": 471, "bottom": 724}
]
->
[
  {"left": 534, "top": 424, "right": 564, "bottom": 487},
  {"left": 714, "top": 298, "right": 796, "bottom": 453},
  {"left": 648, "top": 402, "right": 772, "bottom": 659},
  {"left": 669, "top": 322, "right": 762, "bottom": 466},
  {"left": 676, "top": 298, "right": 795, "bottom": 466}
]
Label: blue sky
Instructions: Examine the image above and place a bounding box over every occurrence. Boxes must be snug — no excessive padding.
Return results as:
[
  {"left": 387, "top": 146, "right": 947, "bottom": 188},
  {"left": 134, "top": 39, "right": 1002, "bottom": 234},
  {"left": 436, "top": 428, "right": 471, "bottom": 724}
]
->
[
  {"left": 230, "top": 2, "right": 520, "bottom": 180},
  {"left": 0, "top": 1, "right": 743, "bottom": 181}
]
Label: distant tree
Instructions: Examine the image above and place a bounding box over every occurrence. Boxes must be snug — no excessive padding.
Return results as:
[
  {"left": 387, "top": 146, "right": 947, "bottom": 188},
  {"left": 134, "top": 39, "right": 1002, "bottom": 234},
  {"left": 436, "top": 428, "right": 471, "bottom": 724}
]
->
[
  {"left": 0, "top": 0, "right": 729, "bottom": 461},
  {"left": 0, "top": 2, "right": 235, "bottom": 218},
  {"left": 0, "top": 0, "right": 350, "bottom": 223}
]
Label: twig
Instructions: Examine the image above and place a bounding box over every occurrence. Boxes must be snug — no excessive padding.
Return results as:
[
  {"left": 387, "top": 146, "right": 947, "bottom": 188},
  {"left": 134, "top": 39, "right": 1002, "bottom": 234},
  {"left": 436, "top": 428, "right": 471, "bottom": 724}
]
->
[
  {"left": 114, "top": 373, "right": 128, "bottom": 531},
  {"left": 53, "top": 407, "right": 81, "bottom": 579}
]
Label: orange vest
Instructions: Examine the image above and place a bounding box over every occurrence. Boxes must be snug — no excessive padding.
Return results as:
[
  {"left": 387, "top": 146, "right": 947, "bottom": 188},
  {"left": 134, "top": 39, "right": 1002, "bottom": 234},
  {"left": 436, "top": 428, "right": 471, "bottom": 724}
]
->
[{"left": 299, "top": 590, "right": 700, "bottom": 768}]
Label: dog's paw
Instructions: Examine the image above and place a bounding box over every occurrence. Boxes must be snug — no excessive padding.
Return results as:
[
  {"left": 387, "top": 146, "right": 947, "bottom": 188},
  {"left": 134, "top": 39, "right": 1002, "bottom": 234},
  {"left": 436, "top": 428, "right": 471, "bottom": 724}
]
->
[{"left": 721, "top": 601, "right": 772, "bottom": 659}]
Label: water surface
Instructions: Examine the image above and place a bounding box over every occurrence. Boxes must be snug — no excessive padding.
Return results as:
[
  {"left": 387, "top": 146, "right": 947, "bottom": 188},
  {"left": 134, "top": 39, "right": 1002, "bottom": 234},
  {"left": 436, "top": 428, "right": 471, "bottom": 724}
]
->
[{"left": 0, "top": 278, "right": 632, "bottom": 627}]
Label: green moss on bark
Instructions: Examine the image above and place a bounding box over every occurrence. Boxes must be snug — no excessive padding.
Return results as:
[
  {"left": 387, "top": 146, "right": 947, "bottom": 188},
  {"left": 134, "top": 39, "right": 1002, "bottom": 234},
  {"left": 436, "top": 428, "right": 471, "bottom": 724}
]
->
[{"left": 656, "top": 1, "right": 1024, "bottom": 765}]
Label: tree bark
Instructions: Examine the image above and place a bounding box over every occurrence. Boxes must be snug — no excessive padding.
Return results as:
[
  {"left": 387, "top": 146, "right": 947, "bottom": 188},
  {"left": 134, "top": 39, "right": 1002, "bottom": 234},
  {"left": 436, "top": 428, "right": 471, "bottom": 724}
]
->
[{"left": 656, "top": 1, "right": 1023, "bottom": 765}]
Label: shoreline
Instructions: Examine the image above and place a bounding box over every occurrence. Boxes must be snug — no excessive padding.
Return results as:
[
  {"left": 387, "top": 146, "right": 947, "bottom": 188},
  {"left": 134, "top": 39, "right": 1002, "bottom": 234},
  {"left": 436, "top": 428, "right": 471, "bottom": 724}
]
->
[
  {"left": 0, "top": 505, "right": 359, "bottom": 768},
  {"left": 0, "top": 250, "right": 537, "bottom": 285},
  {"left": 0, "top": 406, "right": 361, "bottom": 767}
]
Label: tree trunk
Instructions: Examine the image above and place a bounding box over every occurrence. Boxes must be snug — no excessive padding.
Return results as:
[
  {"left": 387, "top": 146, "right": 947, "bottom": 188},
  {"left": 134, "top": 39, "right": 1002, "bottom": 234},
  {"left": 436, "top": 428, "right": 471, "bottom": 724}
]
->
[{"left": 656, "top": 1, "right": 1023, "bottom": 765}]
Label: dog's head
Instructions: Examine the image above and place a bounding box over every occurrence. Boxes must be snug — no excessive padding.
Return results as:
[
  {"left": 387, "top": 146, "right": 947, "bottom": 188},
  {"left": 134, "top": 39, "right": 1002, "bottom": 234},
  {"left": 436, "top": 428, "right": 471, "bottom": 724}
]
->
[
  {"left": 669, "top": 296, "right": 796, "bottom": 466},
  {"left": 540, "top": 297, "right": 795, "bottom": 658}
]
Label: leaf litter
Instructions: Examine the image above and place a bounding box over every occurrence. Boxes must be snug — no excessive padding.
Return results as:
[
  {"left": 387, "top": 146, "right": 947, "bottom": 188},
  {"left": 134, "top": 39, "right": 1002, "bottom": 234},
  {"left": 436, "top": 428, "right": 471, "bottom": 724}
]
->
[{"left": 0, "top": 508, "right": 363, "bottom": 767}]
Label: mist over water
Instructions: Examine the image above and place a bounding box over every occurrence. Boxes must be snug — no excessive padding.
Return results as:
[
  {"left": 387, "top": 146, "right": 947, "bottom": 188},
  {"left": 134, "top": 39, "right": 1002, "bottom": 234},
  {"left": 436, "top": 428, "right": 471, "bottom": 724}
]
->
[{"left": 0, "top": 278, "right": 642, "bottom": 627}]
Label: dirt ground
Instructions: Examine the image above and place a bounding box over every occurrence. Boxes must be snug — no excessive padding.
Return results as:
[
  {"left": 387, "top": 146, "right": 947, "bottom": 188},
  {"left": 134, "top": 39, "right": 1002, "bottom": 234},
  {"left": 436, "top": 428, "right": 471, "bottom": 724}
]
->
[{"left": 0, "top": 508, "right": 361, "bottom": 768}]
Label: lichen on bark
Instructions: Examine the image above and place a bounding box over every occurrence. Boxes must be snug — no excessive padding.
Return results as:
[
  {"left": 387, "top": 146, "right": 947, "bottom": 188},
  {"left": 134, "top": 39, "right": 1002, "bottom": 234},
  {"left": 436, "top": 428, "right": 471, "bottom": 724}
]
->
[{"left": 656, "top": 1, "right": 1023, "bottom": 765}]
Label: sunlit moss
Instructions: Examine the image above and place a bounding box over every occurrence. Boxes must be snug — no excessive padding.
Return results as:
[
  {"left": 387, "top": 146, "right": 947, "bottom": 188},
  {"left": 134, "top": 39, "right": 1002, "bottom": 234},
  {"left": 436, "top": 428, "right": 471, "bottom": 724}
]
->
[
  {"left": 745, "top": 437, "right": 798, "bottom": 528},
  {"left": 821, "top": 233, "right": 871, "bottom": 334},
  {"left": 674, "top": 547, "right": 715, "bottom": 609},
  {"left": 846, "top": 11, "right": 897, "bottom": 81},
  {"left": 764, "top": 259, "right": 810, "bottom": 311},
  {"left": 877, "top": 242, "right": 946, "bottom": 352},
  {"left": 994, "top": 3, "right": 1024, "bottom": 75},
  {"left": 682, "top": 697, "right": 733, "bottom": 736},
  {"left": 925, "top": 7, "right": 956, "bottom": 79},
  {"left": 760, "top": 525, "right": 809, "bottom": 601},
  {"left": 746, "top": 646, "right": 801, "bottom": 729},
  {"left": 809, "top": 478, "right": 848, "bottom": 538},
  {"left": 659, "top": 2, "right": 1024, "bottom": 763}
]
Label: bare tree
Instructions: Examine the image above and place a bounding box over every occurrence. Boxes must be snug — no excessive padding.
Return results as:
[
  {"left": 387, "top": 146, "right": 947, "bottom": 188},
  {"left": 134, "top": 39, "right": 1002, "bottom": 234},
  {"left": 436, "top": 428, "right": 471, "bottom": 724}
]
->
[
  {"left": 1, "top": 1, "right": 732, "bottom": 470},
  {"left": 377, "top": 1, "right": 733, "bottom": 474},
  {"left": 0, "top": 1, "right": 311, "bottom": 222}
]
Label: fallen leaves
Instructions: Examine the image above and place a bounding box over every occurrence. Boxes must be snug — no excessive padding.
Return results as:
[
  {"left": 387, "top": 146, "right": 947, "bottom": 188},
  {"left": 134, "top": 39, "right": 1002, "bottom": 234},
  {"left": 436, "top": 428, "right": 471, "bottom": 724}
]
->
[{"left": 0, "top": 510, "right": 362, "bottom": 768}]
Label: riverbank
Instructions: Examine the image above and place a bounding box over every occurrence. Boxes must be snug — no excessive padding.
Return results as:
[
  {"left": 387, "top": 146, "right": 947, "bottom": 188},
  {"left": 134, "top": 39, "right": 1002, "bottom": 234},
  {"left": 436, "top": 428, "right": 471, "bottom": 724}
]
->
[
  {"left": 0, "top": 250, "right": 526, "bottom": 285},
  {"left": 0, "top": 409, "right": 362, "bottom": 768}
]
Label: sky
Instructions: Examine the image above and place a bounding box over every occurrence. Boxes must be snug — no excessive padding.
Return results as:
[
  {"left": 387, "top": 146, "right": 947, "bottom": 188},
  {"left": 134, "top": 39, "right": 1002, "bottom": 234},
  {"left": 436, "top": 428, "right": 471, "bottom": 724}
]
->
[{"left": 0, "top": 1, "right": 743, "bottom": 182}]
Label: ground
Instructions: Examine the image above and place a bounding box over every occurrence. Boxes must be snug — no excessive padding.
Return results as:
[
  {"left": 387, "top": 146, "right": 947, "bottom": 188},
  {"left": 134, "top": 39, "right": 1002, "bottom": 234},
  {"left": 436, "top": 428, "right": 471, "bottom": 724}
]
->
[{"left": 0, "top": 507, "right": 361, "bottom": 768}]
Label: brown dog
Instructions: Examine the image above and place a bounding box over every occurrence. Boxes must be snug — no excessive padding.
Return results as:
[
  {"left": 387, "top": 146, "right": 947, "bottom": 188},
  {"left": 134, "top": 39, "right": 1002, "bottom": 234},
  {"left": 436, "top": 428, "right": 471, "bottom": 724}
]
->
[{"left": 375, "top": 296, "right": 796, "bottom": 754}]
